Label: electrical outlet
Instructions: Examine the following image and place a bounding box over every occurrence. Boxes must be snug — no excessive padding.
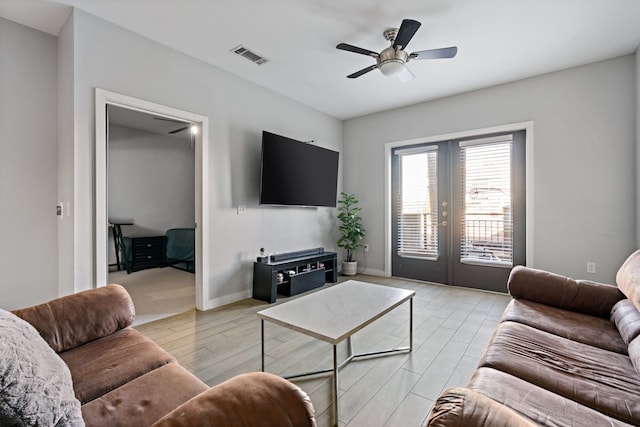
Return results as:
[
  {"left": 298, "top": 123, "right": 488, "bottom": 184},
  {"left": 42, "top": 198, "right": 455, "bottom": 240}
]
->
[
  {"left": 587, "top": 262, "right": 596, "bottom": 274},
  {"left": 237, "top": 204, "right": 246, "bottom": 215},
  {"left": 364, "top": 244, "right": 369, "bottom": 252}
]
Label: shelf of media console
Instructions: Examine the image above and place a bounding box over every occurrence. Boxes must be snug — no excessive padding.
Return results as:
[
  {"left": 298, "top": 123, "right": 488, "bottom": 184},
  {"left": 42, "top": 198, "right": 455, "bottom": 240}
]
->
[{"left": 252, "top": 250, "right": 338, "bottom": 303}]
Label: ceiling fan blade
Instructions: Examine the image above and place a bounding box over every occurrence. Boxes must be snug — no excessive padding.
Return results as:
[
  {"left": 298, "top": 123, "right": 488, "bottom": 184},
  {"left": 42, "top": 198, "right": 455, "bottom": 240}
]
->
[
  {"left": 169, "top": 126, "right": 189, "bottom": 134},
  {"left": 347, "top": 64, "right": 379, "bottom": 79},
  {"left": 393, "top": 19, "right": 421, "bottom": 50},
  {"left": 154, "top": 117, "right": 186, "bottom": 123},
  {"left": 410, "top": 46, "right": 458, "bottom": 60},
  {"left": 397, "top": 65, "right": 415, "bottom": 83},
  {"left": 336, "top": 43, "right": 379, "bottom": 58}
]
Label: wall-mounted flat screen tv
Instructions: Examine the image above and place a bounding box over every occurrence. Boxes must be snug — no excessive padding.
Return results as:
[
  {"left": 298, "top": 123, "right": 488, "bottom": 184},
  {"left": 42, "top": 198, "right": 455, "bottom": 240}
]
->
[{"left": 259, "top": 131, "right": 339, "bottom": 207}]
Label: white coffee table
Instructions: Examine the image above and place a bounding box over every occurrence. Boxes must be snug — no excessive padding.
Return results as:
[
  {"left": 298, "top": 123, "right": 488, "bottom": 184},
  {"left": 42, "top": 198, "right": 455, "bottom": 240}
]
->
[{"left": 257, "top": 280, "right": 415, "bottom": 426}]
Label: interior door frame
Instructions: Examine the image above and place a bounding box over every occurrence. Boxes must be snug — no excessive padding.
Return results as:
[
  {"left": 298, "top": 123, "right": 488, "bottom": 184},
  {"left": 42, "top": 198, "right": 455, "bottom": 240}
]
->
[
  {"left": 95, "top": 88, "right": 209, "bottom": 311},
  {"left": 384, "top": 121, "right": 535, "bottom": 278}
]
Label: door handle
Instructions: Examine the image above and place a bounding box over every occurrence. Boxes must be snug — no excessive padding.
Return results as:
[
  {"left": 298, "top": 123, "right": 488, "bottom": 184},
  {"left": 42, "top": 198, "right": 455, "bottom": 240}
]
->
[{"left": 439, "top": 220, "right": 448, "bottom": 227}]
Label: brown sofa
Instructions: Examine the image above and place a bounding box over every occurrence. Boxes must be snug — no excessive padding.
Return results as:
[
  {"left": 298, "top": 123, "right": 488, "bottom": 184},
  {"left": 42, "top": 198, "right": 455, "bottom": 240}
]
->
[
  {"left": 426, "top": 249, "right": 640, "bottom": 426},
  {"left": 7, "top": 284, "right": 316, "bottom": 426}
]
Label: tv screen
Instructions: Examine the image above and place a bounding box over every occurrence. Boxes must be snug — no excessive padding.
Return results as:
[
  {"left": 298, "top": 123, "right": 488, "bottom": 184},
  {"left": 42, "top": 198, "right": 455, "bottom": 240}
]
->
[{"left": 259, "top": 131, "right": 339, "bottom": 207}]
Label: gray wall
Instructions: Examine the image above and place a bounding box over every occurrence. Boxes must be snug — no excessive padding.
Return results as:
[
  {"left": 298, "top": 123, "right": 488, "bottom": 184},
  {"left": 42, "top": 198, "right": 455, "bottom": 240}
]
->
[
  {"left": 57, "top": 12, "right": 74, "bottom": 298},
  {"left": 60, "top": 9, "right": 343, "bottom": 307},
  {"left": 107, "top": 124, "right": 196, "bottom": 263},
  {"left": 0, "top": 18, "right": 58, "bottom": 310},
  {"left": 1, "top": 10, "right": 637, "bottom": 309},
  {"left": 637, "top": 46, "right": 640, "bottom": 249},
  {"left": 344, "top": 55, "right": 637, "bottom": 285}
]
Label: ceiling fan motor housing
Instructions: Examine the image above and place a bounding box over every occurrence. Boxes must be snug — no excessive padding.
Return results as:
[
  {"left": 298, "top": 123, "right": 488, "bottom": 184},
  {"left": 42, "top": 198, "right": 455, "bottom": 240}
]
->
[{"left": 383, "top": 28, "right": 398, "bottom": 43}]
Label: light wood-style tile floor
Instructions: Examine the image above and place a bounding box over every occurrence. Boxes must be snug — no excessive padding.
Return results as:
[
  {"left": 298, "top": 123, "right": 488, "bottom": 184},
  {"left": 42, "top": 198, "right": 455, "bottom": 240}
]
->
[{"left": 135, "top": 274, "right": 511, "bottom": 427}]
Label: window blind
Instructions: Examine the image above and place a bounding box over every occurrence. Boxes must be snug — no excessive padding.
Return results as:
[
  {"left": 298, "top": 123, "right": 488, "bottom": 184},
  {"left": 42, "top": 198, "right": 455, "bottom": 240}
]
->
[
  {"left": 459, "top": 135, "right": 513, "bottom": 267},
  {"left": 395, "top": 146, "right": 439, "bottom": 259}
]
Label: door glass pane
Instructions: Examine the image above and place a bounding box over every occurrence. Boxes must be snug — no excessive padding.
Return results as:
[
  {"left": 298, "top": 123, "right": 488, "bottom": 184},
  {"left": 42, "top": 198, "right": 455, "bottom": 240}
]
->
[
  {"left": 459, "top": 137, "right": 513, "bottom": 267},
  {"left": 396, "top": 148, "right": 438, "bottom": 259}
]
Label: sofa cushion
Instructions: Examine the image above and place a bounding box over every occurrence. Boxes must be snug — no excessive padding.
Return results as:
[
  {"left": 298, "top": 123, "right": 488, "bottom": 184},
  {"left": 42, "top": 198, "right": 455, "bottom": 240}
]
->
[
  {"left": 60, "top": 327, "right": 174, "bottom": 404},
  {"left": 617, "top": 249, "right": 640, "bottom": 312},
  {"left": 502, "top": 298, "right": 627, "bottom": 354},
  {"left": 81, "top": 362, "right": 207, "bottom": 427},
  {"left": 468, "top": 367, "right": 635, "bottom": 427},
  {"left": 0, "top": 309, "right": 84, "bottom": 426},
  {"left": 13, "top": 284, "right": 135, "bottom": 353},
  {"left": 479, "top": 321, "right": 640, "bottom": 425},
  {"left": 611, "top": 299, "right": 640, "bottom": 345}
]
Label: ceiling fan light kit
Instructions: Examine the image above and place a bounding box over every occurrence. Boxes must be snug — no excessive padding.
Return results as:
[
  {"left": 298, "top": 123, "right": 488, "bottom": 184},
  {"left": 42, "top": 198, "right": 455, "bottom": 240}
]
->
[
  {"left": 379, "top": 60, "right": 405, "bottom": 77},
  {"left": 337, "top": 18, "right": 458, "bottom": 80},
  {"left": 378, "top": 48, "right": 408, "bottom": 76}
]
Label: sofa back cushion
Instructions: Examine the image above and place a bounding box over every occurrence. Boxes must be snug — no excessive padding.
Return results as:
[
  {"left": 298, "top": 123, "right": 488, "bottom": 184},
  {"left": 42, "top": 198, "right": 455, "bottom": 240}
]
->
[
  {"left": 508, "top": 265, "right": 624, "bottom": 317},
  {"left": 12, "top": 284, "right": 135, "bottom": 353},
  {"left": 617, "top": 249, "right": 640, "bottom": 311},
  {"left": 0, "top": 309, "right": 84, "bottom": 426}
]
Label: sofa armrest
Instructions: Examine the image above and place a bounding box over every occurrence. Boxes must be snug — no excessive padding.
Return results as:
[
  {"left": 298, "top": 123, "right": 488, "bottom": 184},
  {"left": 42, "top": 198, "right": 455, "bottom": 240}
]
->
[
  {"left": 507, "top": 266, "right": 625, "bottom": 317},
  {"left": 426, "top": 387, "right": 536, "bottom": 427},
  {"left": 12, "top": 284, "right": 135, "bottom": 353},
  {"left": 151, "top": 372, "right": 315, "bottom": 427}
]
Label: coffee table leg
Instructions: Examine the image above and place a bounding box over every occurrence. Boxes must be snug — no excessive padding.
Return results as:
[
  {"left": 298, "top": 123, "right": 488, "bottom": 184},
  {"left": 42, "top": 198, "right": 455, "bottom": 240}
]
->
[
  {"left": 333, "top": 344, "right": 338, "bottom": 426},
  {"left": 410, "top": 297, "right": 413, "bottom": 351},
  {"left": 261, "top": 319, "right": 265, "bottom": 372}
]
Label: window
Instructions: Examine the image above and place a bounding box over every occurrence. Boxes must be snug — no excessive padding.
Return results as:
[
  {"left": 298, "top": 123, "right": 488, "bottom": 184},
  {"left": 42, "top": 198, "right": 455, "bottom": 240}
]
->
[
  {"left": 395, "top": 146, "right": 439, "bottom": 259},
  {"left": 459, "top": 135, "right": 513, "bottom": 267}
]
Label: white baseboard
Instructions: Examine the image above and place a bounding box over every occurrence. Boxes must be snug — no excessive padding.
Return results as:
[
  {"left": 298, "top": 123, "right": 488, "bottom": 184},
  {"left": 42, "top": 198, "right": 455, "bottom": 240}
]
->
[
  {"left": 361, "top": 268, "right": 387, "bottom": 277},
  {"left": 202, "top": 289, "right": 252, "bottom": 311},
  {"left": 201, "top": 267, "right": 388, "bottom": 311}
]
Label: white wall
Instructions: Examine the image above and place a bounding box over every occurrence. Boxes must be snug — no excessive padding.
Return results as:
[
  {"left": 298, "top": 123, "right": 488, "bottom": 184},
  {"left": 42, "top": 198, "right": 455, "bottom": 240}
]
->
[
  {"left": 2, "top": 9, "right": 636, "bottom": 308},
  {"left": 107, "top": 124, "right": 196, "bottom": 263},
  {"left": 59, "top": 9, "right": 343, "bottom": 307},
  {"left": 344, "top": 55, "right": 637, "bottom": 285},
  {"left": 637, "top": 46, "right": 640, "bottom": 248},
  {"left": 0, "top": 18, "right": 58, "bottom": 310},
  {"left": 57, "top": 13, "right": 75, "bottom": 298}
]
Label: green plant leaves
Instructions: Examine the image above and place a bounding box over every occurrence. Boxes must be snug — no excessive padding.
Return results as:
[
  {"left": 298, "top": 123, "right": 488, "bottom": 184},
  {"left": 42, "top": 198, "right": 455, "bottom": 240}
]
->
[{"left": 336, "top": 192, "right": 365, "bottom": 262}]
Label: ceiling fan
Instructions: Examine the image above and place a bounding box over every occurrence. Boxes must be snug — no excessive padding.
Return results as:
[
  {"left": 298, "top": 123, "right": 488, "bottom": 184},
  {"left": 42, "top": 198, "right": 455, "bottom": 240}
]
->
[
  {"left": 153, "top": 117, "right": 192, "bottom": 134},
  {"left": 336, "top": 18, "right": 457, "bottom": 81}
]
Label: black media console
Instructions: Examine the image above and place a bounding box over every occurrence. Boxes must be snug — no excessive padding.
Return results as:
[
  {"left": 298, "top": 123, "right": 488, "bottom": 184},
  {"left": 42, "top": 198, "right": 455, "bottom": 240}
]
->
[{"left": 252, "top": 248, "right": 338, "bottom": 303}]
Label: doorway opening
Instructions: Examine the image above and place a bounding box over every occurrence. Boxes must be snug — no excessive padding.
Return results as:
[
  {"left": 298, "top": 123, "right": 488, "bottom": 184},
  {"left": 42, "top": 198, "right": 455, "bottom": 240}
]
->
[{"left": 95, "top": 89, "right": 209, "bottom": 316}]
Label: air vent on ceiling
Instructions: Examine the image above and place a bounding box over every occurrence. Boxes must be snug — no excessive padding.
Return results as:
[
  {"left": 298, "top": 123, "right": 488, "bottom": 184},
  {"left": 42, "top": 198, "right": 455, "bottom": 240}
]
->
[{"left": 230, "top": 45, "right": 268, "bottom": 65}]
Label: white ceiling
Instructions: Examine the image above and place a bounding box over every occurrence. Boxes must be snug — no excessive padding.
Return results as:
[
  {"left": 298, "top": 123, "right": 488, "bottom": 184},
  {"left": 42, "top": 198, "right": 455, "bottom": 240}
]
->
[{"left": 2, "top": 0, "right": 640, "bottom": 119}]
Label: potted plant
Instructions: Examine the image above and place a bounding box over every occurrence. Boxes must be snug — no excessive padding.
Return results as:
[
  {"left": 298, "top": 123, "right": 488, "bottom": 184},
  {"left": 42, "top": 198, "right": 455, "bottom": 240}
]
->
[{"left": 337, "top": 192, "right": 366, "bottom": 276}]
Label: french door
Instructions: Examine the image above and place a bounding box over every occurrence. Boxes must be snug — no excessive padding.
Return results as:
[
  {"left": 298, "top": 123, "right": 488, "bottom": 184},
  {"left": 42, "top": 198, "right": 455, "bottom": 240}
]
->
[{"left": 391, "top": 131, "right": 525, "bottom": 292}]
